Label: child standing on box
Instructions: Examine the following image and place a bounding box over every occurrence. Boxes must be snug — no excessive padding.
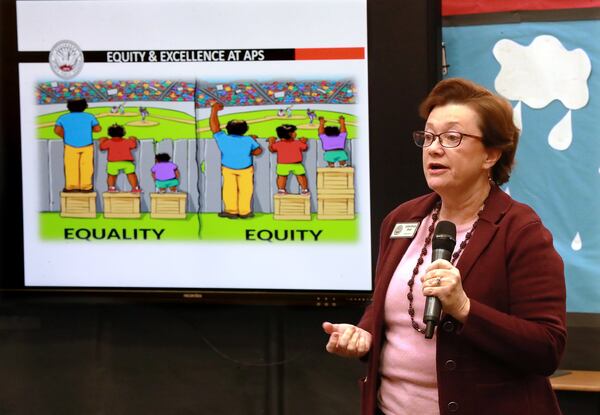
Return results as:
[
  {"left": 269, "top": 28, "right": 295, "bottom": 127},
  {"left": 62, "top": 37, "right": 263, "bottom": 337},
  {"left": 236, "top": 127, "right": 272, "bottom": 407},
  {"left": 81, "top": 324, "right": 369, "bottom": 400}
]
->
[
  {"left": 54, "top": 97, "right": 102, "bottom": 192},
  {"left": 268, "top": 124, "right": 309, "bottom": 195},
  {"left": 99, "top": 123, "right": 141, "bottom": 193},
  {"left": 151, "top": 153, "right": 180, "bottom": 193},
  {"left": 318, "top": 115, "right": 348, "bottom": 167}
]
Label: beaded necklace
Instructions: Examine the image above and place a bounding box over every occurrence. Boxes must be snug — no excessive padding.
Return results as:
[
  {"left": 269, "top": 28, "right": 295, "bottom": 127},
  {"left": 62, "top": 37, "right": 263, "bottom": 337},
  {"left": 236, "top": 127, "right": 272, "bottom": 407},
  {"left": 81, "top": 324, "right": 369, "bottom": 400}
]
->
[{"left": 406, "top": 202, "right": 482, "bottom": 334}]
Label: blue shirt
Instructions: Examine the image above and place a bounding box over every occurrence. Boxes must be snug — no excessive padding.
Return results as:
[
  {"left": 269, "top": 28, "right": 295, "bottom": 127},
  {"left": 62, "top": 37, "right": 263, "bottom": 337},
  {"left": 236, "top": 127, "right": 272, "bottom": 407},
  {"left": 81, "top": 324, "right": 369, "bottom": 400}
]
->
[
  {"left": 56, "top": 112, "right": 99, "bottom": 147},
  {"left": 213, "top": 131, "right": 260, "bottom": 169}
]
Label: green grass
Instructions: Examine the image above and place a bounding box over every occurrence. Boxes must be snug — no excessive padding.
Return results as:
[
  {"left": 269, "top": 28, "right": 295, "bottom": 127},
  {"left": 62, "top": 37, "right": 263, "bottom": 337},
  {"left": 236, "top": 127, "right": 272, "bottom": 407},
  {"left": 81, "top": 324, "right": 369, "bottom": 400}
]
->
[
  {"left": 199, "top": 213, "right": 358, "bottom": 242},
  {"left": 196, "top": 109, "right": 358, "bottom": 139},
  {"left": 40, "top": 212, "right": 359, "bottom": 242},
  {"left": 37, "top": 107, "right": 196, "bottom": 141},
  {"left": 36, "top": 107, "right": 358, "bottom": 142},
  {"left": 41, "top": 212, "right": 201, "bottom": 241}
]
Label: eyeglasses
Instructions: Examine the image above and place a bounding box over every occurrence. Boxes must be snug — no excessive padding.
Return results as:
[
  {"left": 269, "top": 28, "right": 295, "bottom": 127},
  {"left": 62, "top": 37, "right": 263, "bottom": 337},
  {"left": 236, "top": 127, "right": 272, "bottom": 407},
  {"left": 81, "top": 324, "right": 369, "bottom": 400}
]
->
[{"left": 413, "top": 131, "right": 483, "bottom": 148}]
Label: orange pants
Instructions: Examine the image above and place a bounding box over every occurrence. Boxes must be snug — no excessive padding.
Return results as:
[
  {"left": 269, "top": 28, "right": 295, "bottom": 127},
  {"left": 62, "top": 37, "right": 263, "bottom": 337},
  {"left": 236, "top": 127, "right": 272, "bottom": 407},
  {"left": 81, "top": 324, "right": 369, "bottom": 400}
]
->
[
  {"left": 221, "top": 166, "right": 254, "bottom": 215},
  {"left": 64, "top": 144, "right": 94, "bottom": 191}
]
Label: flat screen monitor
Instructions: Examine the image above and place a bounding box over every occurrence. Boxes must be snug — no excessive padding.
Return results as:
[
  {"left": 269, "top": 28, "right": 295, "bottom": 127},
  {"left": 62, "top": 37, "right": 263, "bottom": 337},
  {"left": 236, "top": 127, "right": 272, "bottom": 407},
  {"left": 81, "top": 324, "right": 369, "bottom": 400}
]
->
[{"left": 0, "top": 0, "right": 438, "bottom": 304}]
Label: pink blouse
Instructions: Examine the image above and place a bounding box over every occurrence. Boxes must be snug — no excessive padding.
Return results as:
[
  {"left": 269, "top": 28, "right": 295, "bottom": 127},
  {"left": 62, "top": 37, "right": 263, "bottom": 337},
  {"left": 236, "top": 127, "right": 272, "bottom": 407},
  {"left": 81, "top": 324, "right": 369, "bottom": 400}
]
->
[{"left": 378, "top": 212, "right": 472, "bottom": 415}]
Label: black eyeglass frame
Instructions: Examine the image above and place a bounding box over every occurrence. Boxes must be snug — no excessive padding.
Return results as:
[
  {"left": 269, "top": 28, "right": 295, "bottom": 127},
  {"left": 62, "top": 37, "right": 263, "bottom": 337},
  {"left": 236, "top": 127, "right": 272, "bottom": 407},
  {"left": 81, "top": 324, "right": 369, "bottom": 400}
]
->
[{"left": 412, "top": 130, "right": 483, "bottom": 148}]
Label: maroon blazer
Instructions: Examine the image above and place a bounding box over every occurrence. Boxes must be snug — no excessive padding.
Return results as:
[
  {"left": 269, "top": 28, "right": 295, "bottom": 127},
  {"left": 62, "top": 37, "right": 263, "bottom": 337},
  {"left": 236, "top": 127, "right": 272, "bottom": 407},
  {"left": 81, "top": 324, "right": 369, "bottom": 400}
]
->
[{"left": 358, "top": 185, "right": 566, "bottom": 415}]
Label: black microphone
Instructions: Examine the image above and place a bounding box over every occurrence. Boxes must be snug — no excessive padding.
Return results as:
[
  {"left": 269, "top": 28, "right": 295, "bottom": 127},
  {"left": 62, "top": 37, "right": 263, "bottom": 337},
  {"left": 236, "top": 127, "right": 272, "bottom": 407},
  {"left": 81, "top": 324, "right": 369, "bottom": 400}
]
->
[{"left": 423, "top": 220, "right": 456, "bottom": 339}]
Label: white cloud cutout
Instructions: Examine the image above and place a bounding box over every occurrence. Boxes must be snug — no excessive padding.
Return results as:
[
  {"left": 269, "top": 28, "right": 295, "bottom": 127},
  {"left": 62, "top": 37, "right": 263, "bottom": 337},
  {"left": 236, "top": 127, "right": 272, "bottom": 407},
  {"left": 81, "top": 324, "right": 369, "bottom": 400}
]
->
[
  {"left": 548, "top": 110, "right": 572, "bottom": 151},
  {"left": 571, "top": 232, "right": 582, "bottom": 251},
  {"left": 513, "top": 101, "right": 522, "bottom": 131},
  {"left": 493, "top": 35, "right": 591, "bottom": 109}
]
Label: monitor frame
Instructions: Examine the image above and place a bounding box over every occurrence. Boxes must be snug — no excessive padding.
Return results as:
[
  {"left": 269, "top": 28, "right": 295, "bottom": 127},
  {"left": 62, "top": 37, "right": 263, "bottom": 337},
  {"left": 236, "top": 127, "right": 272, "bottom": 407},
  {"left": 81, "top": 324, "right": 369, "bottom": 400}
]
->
[{"left": 0, "top": 0, "right": 440, "bottom": 305}]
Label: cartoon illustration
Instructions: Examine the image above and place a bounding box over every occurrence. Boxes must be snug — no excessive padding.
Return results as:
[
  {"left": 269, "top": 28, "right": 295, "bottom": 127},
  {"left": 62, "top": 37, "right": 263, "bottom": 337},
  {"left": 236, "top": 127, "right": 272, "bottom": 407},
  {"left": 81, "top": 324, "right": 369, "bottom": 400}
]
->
[
  {"left": 151, "top": 153, "right": 180, "bottom": 193},
  {"left": 318, "top": 115, "right": 348, "bottom": 167},
  {"left": 36, "top": 78, "right": 359, "bottom": 239},
  {"left": 98, "top": 123, "right": 141, "bottom": 193},
  {"left": 285, "top": 105, "right": 293, "bottom": 118},
  {"left": 139, "top": 106, "right": 150, "bottom": 121},
  {"left": 268, "top": 124, "right": 309, "bottom": 195},
  {"left": 307, "top": 108, "right": 317, "bottom": 124},
  {"left": 53, "top": 97, "right": 101, "bottom": 192},
  {"left": 210, "top": 102, "right": 263, "bottom": 219}
]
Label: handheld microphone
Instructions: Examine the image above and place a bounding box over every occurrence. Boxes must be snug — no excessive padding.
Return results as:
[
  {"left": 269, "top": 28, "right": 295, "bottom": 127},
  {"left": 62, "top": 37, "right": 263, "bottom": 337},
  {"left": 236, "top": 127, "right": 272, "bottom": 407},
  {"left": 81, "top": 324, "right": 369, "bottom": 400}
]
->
[{"left": 423, "top": 220, "right": 456, "bottom": 339}]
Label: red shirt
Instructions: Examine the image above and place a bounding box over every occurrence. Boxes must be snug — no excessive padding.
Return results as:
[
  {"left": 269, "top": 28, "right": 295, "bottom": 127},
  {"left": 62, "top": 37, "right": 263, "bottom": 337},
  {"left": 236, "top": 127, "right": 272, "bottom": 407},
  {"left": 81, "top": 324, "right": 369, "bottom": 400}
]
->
[
  {"left": 270, "top": 139, "right": 308, "bottom": 164},
  {"left": 99, "top": 137, "right": 137, "bottom": 162}
]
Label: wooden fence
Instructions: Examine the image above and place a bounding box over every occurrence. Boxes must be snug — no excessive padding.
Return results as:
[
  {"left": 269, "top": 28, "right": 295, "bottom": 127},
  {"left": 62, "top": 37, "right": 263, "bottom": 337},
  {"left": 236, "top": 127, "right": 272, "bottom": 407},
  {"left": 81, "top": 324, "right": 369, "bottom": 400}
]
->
[{"left": 38, "top": 138, "right": 358, "bottom": 213}]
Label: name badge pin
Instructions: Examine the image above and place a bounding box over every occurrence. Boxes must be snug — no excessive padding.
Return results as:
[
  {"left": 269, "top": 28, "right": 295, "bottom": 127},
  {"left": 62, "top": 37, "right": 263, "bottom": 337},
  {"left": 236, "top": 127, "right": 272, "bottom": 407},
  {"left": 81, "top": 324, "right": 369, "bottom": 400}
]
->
[{"left": 390, "top": 222, "right": 420, "bottom": 239}]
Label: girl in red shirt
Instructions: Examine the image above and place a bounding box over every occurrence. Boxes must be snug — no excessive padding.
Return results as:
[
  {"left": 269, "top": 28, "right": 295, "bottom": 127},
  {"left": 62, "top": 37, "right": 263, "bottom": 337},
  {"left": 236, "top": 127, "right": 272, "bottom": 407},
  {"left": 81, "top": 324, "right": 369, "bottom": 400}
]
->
[
  {"left": 268, "top": 124, "right": 309, "bottom": 195},
  {"left": 99, "top": 124, "right": 141, "bottom": 193}
]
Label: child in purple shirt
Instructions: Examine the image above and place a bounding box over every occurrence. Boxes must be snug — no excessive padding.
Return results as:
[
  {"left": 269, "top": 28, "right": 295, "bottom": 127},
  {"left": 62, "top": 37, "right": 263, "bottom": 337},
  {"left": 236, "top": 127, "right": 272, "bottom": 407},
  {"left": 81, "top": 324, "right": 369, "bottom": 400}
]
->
[
  {"left": 318, "top": 115, "right": 349, "bottom": 167},
  {"left": 151, "top": 153, "right": 180, "bottom": 193}
]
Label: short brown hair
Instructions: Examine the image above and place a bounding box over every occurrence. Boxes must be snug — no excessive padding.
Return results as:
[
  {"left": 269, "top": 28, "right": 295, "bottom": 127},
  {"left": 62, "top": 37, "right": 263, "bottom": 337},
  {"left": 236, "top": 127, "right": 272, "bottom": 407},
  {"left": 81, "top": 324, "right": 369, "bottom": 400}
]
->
[{"left": 419, "top": 78, "right": 519, "bottom": 185}]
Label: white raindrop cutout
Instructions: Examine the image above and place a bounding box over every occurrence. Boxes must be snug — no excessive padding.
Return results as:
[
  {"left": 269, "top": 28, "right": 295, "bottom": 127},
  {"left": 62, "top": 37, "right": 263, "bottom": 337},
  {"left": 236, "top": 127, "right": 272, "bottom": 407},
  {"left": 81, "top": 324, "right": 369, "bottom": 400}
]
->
[
  {"left": 571, "top": 232, "right": 582, "bottom": 251},
  {"left": 548, "top": 110, "right": 572, "bottom": 150},
  {"left": 513, "top": 102, "right": 522, "bottom": 131}
]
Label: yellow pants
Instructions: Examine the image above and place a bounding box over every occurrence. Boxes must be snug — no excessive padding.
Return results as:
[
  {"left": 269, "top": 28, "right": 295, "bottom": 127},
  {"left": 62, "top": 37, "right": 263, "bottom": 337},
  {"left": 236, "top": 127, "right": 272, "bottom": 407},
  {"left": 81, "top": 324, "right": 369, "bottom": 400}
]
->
[
  {"left": 64, "top": 144, "right": 94, "bottom": 191},
  {"left": 222, "top": 166, "right": 254, "bottom": 215}
]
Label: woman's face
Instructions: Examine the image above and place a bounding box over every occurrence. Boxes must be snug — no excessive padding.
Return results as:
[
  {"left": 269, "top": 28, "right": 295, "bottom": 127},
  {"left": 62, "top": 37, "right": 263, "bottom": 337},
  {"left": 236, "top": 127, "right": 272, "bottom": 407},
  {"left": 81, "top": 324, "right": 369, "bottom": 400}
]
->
[{"left": 422, "top": 103, "right": 499, "bottom": 196}]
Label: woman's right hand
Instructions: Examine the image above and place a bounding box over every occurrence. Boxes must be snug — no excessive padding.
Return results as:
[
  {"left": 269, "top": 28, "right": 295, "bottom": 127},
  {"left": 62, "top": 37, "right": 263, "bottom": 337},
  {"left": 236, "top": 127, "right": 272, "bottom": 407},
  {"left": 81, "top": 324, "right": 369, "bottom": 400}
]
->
[{"left": 322, "top": 322, "right": 372, "bottom": 358}]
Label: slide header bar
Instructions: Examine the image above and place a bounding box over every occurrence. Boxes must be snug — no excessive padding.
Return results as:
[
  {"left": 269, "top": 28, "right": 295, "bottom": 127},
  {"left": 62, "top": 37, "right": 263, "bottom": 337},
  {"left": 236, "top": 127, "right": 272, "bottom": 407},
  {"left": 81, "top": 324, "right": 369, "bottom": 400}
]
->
[{"left": 18, "top": 47, "right": 365, "bottom": 64}]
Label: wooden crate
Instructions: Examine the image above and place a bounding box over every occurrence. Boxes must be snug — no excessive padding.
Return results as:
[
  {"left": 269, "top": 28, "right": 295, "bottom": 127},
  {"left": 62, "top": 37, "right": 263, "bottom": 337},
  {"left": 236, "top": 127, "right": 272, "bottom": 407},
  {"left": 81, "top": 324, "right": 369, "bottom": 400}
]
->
[
  {"left": 317, "top": 167, "right": 354, "bottom": 191},
  {"left": 317, "top": 167, "right": 355, "bottom": 220},
  {"left": 60, "top": 192, "right": 97, "bottom": 218},
  {"left": 103, "top": 192, "right": 141, "bottom": 218},
  {"left": 150, "top": 192, "right": 187, "bottom": 219},
  {"left": 317, "top": 189, "right": 355, "bottom": 220},
  {"left": 273, "top": 194, "right": 311, "bottom": 220}
]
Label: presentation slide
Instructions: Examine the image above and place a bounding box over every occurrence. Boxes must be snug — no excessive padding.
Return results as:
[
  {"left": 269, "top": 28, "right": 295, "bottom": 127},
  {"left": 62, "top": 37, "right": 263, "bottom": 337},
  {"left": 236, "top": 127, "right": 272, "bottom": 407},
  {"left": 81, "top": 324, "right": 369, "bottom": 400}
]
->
[{"left": 16, "top": 0, "right": 372, "bottom": 291}]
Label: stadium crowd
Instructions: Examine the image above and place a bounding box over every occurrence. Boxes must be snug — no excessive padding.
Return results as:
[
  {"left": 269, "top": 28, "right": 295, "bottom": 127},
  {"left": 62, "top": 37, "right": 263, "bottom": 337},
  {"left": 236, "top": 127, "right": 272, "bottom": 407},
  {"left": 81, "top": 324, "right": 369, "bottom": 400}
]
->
[
  {"left": 37, "top": 80, "right": 355, "bottom": 107},
  {"left": 37, "top": 80, "right": 195, "bottom": 104}
]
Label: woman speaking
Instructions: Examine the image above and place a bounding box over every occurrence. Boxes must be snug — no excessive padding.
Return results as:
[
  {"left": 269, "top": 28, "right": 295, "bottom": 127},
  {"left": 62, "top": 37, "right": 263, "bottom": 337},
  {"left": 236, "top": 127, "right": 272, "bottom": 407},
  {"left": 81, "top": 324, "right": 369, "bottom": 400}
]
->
[{"left": 323, "top": 78, "right": 566, "bottom": 415}]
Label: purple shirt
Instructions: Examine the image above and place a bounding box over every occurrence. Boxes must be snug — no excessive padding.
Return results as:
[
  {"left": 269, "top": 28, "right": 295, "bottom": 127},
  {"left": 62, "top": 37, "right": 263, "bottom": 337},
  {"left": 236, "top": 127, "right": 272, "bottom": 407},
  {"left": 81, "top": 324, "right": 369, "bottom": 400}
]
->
[
  {"left": 151, "top": 161, "right": 178, "bottom": 181},
  {"left": 319, "top": 132, "right": 347, "bottom": 151}
]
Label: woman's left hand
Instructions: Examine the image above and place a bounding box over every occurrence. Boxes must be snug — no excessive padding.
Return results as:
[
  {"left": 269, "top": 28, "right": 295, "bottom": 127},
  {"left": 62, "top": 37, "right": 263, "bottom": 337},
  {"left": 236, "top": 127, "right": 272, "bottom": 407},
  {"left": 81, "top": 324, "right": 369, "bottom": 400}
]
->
[{"left": 421, "top": 259, "right": 471, "bottom": 323}]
